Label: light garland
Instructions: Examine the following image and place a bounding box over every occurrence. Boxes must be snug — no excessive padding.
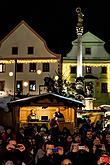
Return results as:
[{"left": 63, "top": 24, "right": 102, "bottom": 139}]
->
[
  {"left": 0, "top": 59, "right": 57, "bottom": 64},
  {"left": 62, "top": 63, "right": 110, "bottom": 83},
  {"left": 0, "top": 60, "right": 15, "bottom": 64},
  {"left": 107, "top": 65, "right": 110, "bottom": 93},
  {"left": 63, "top": 63, "right": 110, "bottom": 67}
]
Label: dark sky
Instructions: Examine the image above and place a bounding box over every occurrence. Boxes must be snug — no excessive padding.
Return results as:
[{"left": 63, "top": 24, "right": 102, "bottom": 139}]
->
[{"left": 0, "top": 0, "right": 110, "bottom": 55}]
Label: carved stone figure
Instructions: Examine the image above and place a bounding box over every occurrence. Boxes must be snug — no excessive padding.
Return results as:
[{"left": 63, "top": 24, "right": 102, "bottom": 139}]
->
[{"left": 76, "top": 7, "right": 84, "bottom": 28}]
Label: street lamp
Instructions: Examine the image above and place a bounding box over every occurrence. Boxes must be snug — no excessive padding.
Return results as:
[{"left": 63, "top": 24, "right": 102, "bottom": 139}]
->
[
  {"left": 37, "top": 69, "right": 42, "bottom": 75},
  {"left": 23, "top": 81, "right": 28, "bottom": 87},
  {"left": 9, "top": 72, "right": 13, "bottom": 77}
]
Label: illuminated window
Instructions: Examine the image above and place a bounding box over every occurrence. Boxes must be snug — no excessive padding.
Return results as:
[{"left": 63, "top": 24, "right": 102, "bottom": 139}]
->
[
  {"left": 101, "top": 67, "right": 107, "bottom": 74},
  {"left": 29, "top": 63, "right": 36, "bottom": 72},
  {"left": 12, "top": 47, "right": 18, "bottom": 55},
  {"left": 85, "top": 48, "right": 91, "bottom": 55},
  {"left": 70, "top": 66, "right": 76, "bottom": 74},
  {"left": 16, "top": 81, "right": 22, "bottom": 92},
  {"left": 0, "top": 81, "right": 5, "bottom": 91},
  {"left": 86, "top": 66, "right": 91, "bottom": 74},
  {"left": 28, "top": 47, "right": 34, "bottom": 54},
  {"left": 101, "top": 83, "right": 107, "bottom": 93},
  {"left": 29, "top": 81, "right": 36, "bottom": 91},
  {"left": 17, "top": 63, "right": 23, "bottom": 72},
  {"left": 43, "top": 63, "right": 49, "bottom": 72},
  {"left": 0, "top": 64, "right": 5, "bottom": 73}
]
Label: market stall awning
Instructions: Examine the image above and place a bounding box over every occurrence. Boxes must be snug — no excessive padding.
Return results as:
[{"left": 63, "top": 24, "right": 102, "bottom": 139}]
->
[{"left": 8, "top": 92, "right": 84, "bottom": 108}]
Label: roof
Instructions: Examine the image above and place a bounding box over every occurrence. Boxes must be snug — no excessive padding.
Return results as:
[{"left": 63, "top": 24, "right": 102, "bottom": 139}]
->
[
  {"left": 8, "top": 92, "right": 84, "bottom": 108},
  {"left": 73, "top": 31, "right": 104, "bottom": 44},
  {"left": 0, "top": 20, "right": 61, "bottom": 60}
]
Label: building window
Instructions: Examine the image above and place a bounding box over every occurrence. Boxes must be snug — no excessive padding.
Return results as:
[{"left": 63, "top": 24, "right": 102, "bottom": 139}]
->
[
  {"left": 12, "top": 47, "right": 18, "bottom": 55},
  {"left": 16, "top": 81, "right": 22, "bottom": 92},
  {"left": 17, "top": 63, "right": 23, "bottom": 72},
  {"left": 70, "top": 66, "right": 76, "bottom": 74},
  {"left": 43, "top": 63, "right": 49, "bottom": 72},
  {"left": 28, "top": 47, "right": 34, "bottom": 54},
  {"left": 101, "top": 67, "right": 107, "bottom": 74},
  {"left": 86, "top": 66, "right": 91, "bottom": 74},
  {"left": 85, "top": 48, "right": 91, "bottom": 55},
  {"left": 29, "top": 63, "right": 36, "bottom": 72},
  {"left": 0, "top": 81, "right": 5, "bottom": 91},
  {"left": 101, "top": 83, "right": 107, "bottom": 93},
  {"left": 29, "top": 81, "right": 36, "bottom": 91},
  {"left": 0, "top": 64, "right": 5, "bottom": 73}
]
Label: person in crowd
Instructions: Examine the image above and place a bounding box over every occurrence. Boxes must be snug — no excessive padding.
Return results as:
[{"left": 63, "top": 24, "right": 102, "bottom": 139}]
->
[
  {"left": 4, "top": 139, "right": 26, "bottom": 164},
  {"left": 53, "top": 108, "right": 65, "bottom": 122},
  {"left": 40, "top": 123, "right": 48, "bottom": 134},
  {"left": 2, "top": 127, "right": 16, "bottom": 143},
  {"left": 0, "top": 136, "right": 6, "bottom": 164},
  {"left": 67, "top": 142, "right": 97, "bottom": 165},
  {"left": 35, "top": 143, "right": 46, "bottom": 165},
  {"left": 64, "top": 134, "right": 73, "bottom": 154},
  {"left": 27, "top": 109, "right": 39, "bottom": 122},
  {"left": 4, "top": 160, "right": 15, "bottom": 165},
  {"left": 61, "top": 127, "right": 71, "bottom": 139},
  {"left": 105, "top": 133, "right": 110, "bottom": 155},
  {"left": 61, "top": 158, "right": 73, "bottom": 165},
  {"left": 49, "top": 122, "right": 61, "bottom": 143},
  {"left": 36, "top": 140, "right": 56, "bottom": 165},
  {"left": 83, "top": 129, "right": 94, "bottom": 152},
  {"left": 54, "top": 142, "right": 65, "bottom": 165},
  {"left": 16, "top": 127, "right": 26, "bottom": 144},
  {"left": 97, "top": 150, "right": 110, "bottom": 165},
  {"left": 72, "top": 134, "right": 82, "bottom": 145}
]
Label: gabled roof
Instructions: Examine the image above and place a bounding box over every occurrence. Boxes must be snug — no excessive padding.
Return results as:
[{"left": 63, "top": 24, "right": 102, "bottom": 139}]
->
[
  {"left": 8, "top": 92, "right": 84, "bottom": 108},
  {"left": 73, "top": 31, "right": 104, "bottom": 44},
  {"left": 0, "top": 20, "right": 61, "bottom": 59}
]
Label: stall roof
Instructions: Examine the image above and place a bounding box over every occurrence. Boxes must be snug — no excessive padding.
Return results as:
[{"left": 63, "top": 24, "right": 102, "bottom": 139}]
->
[{"left": 8, "top": 92, "right": 84, "bottom": 108}]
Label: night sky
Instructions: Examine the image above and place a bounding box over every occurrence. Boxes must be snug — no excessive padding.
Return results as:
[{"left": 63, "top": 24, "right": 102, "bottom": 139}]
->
[{"left": 0, "top": 0, "right": 110, "bottom": 55}]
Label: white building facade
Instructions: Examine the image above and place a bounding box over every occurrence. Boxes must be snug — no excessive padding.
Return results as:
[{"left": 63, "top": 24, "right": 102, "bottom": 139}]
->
[
  {"left": 0, "top": 21, "right": 61, "bottom": 96},
  {"left": 63, "top": 32, "right": 110, "bottom": 107}
]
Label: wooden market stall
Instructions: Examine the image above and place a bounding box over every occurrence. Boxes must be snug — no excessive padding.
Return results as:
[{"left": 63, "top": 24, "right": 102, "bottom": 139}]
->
[{"left": 8, "top": 92, "right": 84, "bottom": 132}]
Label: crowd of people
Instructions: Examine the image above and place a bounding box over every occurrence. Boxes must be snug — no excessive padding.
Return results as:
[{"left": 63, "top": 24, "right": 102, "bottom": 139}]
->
[{"left": 0, "top": 117, "right": 110, "bottom": 165}]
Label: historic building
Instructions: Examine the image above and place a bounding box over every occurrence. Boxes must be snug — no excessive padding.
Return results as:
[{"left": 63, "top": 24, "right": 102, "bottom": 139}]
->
[
  {"left": 0, "top": 21, "right": 61, "bottom": 96},
  {"left": 63, "top": 31, "right": 110, "bottom": 108}
]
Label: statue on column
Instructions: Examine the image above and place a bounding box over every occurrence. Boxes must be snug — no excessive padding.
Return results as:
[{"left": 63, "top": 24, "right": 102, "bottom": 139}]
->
[{"left": 76, "top": 7, "right": 84, "bottom": 28}]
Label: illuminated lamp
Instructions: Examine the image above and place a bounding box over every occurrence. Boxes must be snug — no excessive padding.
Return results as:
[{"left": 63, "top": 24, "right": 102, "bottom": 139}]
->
[
  {"left": 55, "top": 75, "right": 59, "bottom": 80},
  {"left": 37, "top": 70, "right": 42, "bottom": 75},
  {"left": 9, "top": 72, "right": 13, "bottom": 76},
  {"left": 23, "top": 81, "right": 28, "bottom": 87}
]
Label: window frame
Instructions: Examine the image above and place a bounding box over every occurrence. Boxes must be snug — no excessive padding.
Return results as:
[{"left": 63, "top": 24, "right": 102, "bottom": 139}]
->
[
  {"left": 12, "top": 47, "right": 18, "bottom": 55},
  {"left": 101, "top": 83, "right": 108, "bottom": 93},
  {"left": 0, "top": 81, "right": 5, "bottom": 91},
  {"left": 16, "top": 81, "right": 23, "bottom": 92},
  {"left": 0, "top": 64, "right": 5, "bottom": 73},
  {"left": 16, "top": 63, "right": 23, "bottom": 72},
  {"left": 42, "top": 63, "right": 49, "bottom": 72},
  {"left": 70, "top": 66, "right": 76, "bottom": 74},
  {"left": 28, "top": 47, "right": 34, "bottom": 54},
  {"left": 29, "top": 80, "right": 36, "bottom": 91},
  {"left": 29, "top": 63, "right": 36, "bottom": 72},
  {"left": 85, "top": 48, "right": 91, "bottom": 55},
  {"left": 86, "top": 66, "right": 92, "bottom": 74},
  {"left": 101, "top": 66, "right": 107, "bottom": 74}
]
